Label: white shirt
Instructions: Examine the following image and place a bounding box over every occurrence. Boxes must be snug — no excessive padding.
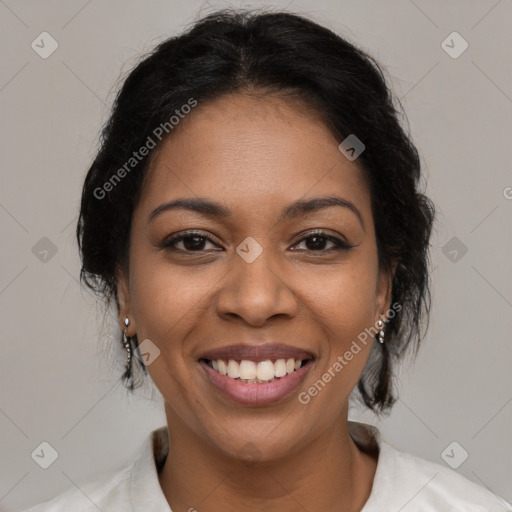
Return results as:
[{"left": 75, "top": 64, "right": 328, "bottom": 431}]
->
[{"left": 18, "top": 421, "right": 511, "bottom": 511}]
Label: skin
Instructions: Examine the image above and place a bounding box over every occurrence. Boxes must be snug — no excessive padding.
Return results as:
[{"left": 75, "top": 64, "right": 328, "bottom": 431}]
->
[{"left": 117, "top": 92, "right": 395, "bottom": 512}]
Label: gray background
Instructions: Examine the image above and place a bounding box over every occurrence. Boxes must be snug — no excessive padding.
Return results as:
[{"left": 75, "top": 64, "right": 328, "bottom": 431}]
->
[{"left": 1, "top": 0, "right": 511, "bottom": 510}]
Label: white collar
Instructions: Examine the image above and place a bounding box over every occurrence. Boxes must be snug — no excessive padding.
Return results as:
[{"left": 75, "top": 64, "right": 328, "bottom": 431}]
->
[{"left": 128, "top": 425, "right": 171, "bottom": 511}]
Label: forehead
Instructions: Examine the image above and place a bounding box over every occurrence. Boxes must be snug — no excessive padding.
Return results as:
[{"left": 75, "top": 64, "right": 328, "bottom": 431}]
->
[{"left": 138, "top": 93, "right": 371, "bottom": 222}]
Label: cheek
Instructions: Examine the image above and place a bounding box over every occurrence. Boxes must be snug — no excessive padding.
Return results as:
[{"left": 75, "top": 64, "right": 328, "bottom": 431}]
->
[
  {"left": 296, "top": 268, "right": 378, "bottom": 415},
  {"left": 127, "top": 252, "right": 210, "bottom": 414},
  {"left": 300, "top": 258, "right": 379, "bottom": 384},
  {"left": 128, "top": 248, "right": 210, "bottom": 359},
  {"left": 305, "top": 258, "right": 379, "bottom": 330}
]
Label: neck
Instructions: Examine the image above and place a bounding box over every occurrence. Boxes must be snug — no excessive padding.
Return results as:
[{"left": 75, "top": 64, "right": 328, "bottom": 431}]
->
[{"left": 158, "top": 407, "right": 378, "bottom": 512}]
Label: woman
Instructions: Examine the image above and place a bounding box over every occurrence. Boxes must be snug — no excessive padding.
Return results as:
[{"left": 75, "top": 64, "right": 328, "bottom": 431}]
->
[{"left": 20, "top": 8, "right": 510, "bottom": 512}]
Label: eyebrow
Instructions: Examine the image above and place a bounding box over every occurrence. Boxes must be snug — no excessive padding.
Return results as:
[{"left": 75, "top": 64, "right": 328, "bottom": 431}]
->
[{"left": 148, "top": 195, "right": 365, "bottom": 231}]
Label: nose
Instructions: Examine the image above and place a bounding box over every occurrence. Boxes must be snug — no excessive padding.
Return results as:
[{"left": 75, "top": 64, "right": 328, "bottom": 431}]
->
[{"left": 214, "top": 246, "right": 299, "bottom": 326}]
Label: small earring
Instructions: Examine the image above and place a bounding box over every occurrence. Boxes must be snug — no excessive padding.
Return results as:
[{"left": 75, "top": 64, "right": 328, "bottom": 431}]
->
[
  {"left": 376, "top": 318, "right": 385, "bottom": 344},
  {"left": 121, "top": 317, "right": 147, "bottom": 387},
  {"left": 123, "top": 317, "right": 132, "bottom": 364}
]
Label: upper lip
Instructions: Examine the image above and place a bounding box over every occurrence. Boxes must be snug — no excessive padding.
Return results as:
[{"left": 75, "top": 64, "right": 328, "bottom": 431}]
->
[{"left": 198, "top": 343, "right": 315, "bottom": 363}]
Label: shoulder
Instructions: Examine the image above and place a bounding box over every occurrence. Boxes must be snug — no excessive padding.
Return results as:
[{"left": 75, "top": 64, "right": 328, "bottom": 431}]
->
[
  {"left": 16, "top": 426, "right": 170, "bottom": 512},
  {"left": 16, "top": 464, "right": 132, "bottom": 512},
  {"left": 369, "top": 440, "right": 511, "bottom": 511}
]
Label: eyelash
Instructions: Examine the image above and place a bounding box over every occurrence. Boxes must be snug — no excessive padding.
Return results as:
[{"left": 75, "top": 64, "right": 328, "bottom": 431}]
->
[{"left": 160, "top": 229, "right": 353, "bottom": 254}]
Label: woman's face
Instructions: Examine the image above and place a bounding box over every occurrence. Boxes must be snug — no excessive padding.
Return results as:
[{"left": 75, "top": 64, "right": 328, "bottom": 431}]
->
[{"left": 117, "top": 93, "right": 393, "bottom": 461}]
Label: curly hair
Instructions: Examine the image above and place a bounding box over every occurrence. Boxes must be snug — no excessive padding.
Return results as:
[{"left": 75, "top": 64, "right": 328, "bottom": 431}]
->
[{"left": 76, "top": 8, "right": 436, "bottom": 414}]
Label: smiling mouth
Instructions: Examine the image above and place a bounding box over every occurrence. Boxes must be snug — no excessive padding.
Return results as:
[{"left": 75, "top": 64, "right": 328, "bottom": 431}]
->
[{"left": 200, "top": 357, "right": 313, "bottom": 383}]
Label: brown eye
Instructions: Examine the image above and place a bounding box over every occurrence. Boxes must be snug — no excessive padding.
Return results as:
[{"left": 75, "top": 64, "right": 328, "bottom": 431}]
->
[
  {"left": 291, "top": 230, "right": 352, "bottom": 252},
  {"left": 161, "top": 231, "right": 220, "bottom": 252}
]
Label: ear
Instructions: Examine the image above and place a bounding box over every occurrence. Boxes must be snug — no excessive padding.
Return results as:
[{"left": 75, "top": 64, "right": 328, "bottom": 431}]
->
[
  {"left": 116, "top": 266, "right": 136, "bottom": 336},
  {"left": 375, "top": 261, "right": 397, "bottom": 322}
]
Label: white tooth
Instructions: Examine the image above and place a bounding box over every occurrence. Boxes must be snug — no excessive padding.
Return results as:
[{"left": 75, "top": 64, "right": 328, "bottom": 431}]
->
[
  {"left": 274, "top": 359, "right": 287, "bottom": 378},
  {"left": 217, "top": 359, "right": 227, "bottom": 375},
  {"left": 211, "top": 360, "right": 219, "bottom": 371},
  {"left": 239, "top": 360, "right": 257, "bottom": 380},
  {"left": 256, "top": 360, "right": 275, "bottom": 381},
  {"left": 294, "top": 359, "right": 301, "bottom": 370},
  {"left": 286, "top": 358, "right": 295, "bottom": 374},
  {"left": 227, "top": 359, "right": 240, "bottom": 378}
]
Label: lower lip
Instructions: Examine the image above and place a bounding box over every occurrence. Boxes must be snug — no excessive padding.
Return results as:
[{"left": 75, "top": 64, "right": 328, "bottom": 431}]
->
[{"left": 199, "top": 359, "right": 314, "bottom": 405}]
